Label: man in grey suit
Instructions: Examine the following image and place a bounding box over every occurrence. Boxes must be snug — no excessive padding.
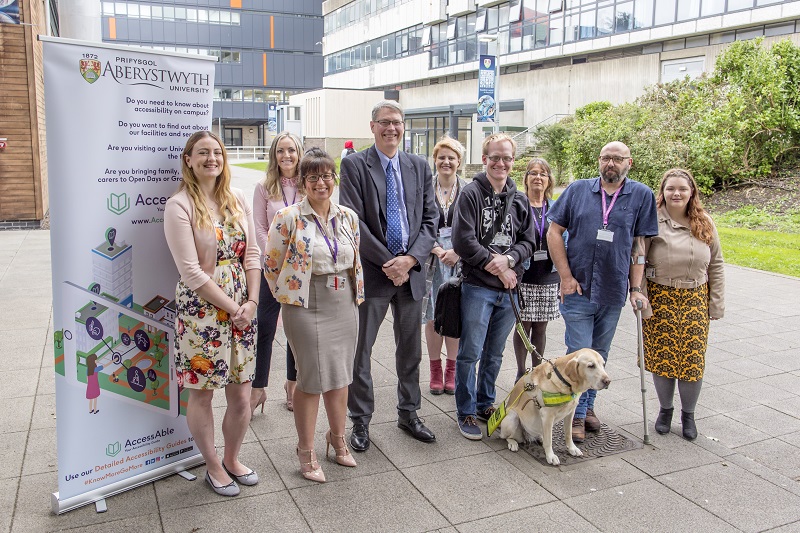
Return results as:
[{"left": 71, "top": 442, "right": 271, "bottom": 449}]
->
[{"left": 339, "top": 100, "right": 439, "bottom": 451}]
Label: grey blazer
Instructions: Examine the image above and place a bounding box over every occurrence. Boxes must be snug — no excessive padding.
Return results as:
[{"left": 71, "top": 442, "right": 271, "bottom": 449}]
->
[{"left": 339, "top": 145, "right": 439, "bottom": 300}]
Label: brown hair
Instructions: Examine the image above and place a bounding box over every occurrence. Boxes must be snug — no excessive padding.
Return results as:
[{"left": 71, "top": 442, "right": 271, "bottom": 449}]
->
[
  {"left": 657, "top": 168, "right": 715, "bottom": 245},
  {"left": 87, "top": 354, "right": 98, "bottom": 376},
  {"left": 179, "top": 131, "right": 242, "bottom": 230},
  {"left": 524, "top": 158, "right": 555, "bottom": 200},
  {"left": 263, "top": 131, "right": 303, "bottom": 199},
  {"left": 299, "top": 148, "right": 337, "bottom": 192}
]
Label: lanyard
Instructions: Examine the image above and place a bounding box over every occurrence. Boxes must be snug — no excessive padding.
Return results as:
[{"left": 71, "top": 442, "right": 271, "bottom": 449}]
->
[
  {"left": 280, "top": 186, "right": 297, "bottom": 208},
  {"left": 530, "top": 201, "right": 547, "bottom": 247},
  {"left": 600, "top": 184, "right": 622, "bottom": 228},
  {"left": 312, "top": 215, "right": 338, "bottom": 264},
  {"left": 436, "top": 179, "right": 458, "bottom": 227}
]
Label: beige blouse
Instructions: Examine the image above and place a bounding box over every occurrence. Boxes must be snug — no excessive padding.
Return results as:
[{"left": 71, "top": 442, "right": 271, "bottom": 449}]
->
[{"left": 644, "top": 206, "right": 725, "bottom": 319}]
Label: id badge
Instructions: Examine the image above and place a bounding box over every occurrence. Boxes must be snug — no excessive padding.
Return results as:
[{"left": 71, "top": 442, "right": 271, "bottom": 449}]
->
[
  {"left": 438, "top": 227, "right": 452, "bottom": 239},
  {"left": 326, "top": 274, "right": 347, "bottom": 290},
  {"left": 491, "top": 233, "right": 512, "bottom": 247},
  {"left": 533, "top": 250, "right": 548, "bottom": 262},
  {"left": 645, "top": 267, "right": 656, "bottom": 278},
  {"left": 596, "top": 228, "right": 614, "bottom": 242}
]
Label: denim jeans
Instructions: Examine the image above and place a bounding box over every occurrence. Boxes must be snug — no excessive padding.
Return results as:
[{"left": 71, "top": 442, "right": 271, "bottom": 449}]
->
[
  {"left": 559, "top": 292, "right": 622, "bottom": 419},
  {"left": 455, "top": 283, "right": 517, "bottom": 419}
]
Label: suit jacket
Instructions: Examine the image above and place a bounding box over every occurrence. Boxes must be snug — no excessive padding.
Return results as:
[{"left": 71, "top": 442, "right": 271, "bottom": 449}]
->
[{"left": 339, "top": 145, "right": 439, "bottom": 300}]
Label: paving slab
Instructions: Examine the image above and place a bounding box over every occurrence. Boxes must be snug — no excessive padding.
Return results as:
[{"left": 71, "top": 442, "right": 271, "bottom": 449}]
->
[
  {"left": 724, "top": 405, "right": 800, "bottom": 437},
  {"left": 696, "top": 413, "right": 771, "bottom": 448},
  {"left": 734, "top": 438, "right": 800, "bottom": 483},
  {"left": 618, "top": 434, "right": 722, "bottom": 477},
  {"left": 1, "top": 431, "right": 29, "bottom": 480},
  {"left": 455, "top": 500, "right": 600, "bottom": 533}
]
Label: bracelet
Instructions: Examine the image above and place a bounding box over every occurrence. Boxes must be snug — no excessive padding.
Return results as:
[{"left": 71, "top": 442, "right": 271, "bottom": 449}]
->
[{"left": 247, "top": 299, "right": 258, "bottom": 306}]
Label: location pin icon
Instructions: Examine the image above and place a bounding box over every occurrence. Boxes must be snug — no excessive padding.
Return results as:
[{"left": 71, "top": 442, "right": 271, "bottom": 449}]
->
[{"left": 106, "top": 227, "right": 117, "bottom": 247}]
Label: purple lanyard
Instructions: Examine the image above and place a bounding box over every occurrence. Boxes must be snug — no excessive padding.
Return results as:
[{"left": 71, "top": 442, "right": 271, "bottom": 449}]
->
[
  {"left": 312, "top": 215, "right": 338, "bottom": 264},
  {"left": 280, "top": 186, "right": 297, "bottom": 208},
  {"left": 530, "top": 202, "right": 547, "bottom": 244},
  {"left": 601, "top": 186, "right": 622, "bottom": 228}
]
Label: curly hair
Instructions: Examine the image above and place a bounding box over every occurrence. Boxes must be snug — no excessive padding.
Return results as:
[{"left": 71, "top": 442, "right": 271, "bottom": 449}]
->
[{"left": 656, "top": 168, "right": 715, "bottom": 245}]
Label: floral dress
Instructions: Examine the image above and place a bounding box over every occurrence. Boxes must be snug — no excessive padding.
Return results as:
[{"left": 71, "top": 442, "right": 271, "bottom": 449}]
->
[{"left": 174, "top": 220, "right": 257, "bottom": 389}]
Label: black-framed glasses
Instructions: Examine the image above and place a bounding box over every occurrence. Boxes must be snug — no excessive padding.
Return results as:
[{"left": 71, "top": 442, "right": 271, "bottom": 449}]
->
[
  {"left": 487, "top": 155, "right": 514, "bottom": 163},
  {"left": 599, "top": 155, "right": 629, "bottom": 164},
  {"left": 374, "top": 120, "right": 404, "bottom": 128},
  {"left": 305, "top": 173, "right": 336, "bottom": 183}
]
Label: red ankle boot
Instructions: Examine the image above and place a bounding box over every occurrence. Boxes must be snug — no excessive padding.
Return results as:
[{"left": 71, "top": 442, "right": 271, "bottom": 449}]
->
[
  {"left": 429, "top": 359, "right": 444, "bottom": 395},
  {"left": 444, "top": 358, "right": 456, "bottom": 395}
]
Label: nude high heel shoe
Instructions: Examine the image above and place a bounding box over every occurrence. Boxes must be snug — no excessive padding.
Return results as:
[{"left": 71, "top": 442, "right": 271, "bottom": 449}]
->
[
  {"left": 326, "top": 430, "right": 357, "bottom": 467},
  {"left": 250, "top": 387, "right": 267, "bottom": 415},
  {"left": 296, "top": 447, "right": 326, "bottom": 483}
]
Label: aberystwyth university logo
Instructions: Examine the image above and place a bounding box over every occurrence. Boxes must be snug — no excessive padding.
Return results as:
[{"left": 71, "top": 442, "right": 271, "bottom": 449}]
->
[
  {"left": 107, "top": 193, "right": 130, "bottom": 215},
  {"left": 80, "top": 59, "right": 101, "bottom": 84}
]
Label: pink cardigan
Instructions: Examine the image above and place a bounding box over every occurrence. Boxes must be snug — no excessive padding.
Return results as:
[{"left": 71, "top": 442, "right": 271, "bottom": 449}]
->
[{"left": 164, "top": 187, "right": 261, "bottom": 291}]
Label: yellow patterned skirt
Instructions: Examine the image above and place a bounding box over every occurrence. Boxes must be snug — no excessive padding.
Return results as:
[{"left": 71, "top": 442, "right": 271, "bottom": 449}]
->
[{"left": 642, "top": 282, "right": 709, "bottom": 382}]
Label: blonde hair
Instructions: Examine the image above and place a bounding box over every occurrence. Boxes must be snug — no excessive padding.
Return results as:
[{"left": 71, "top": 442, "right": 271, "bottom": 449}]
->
[
  {"left": 432, "top": 136, "right": 465, "bottom": 168},
  {"left": 179, "top": 131, "right": 242, "bottom": 230},
  {"left": 482, "top": 132, "right": 517, "bottom": 155},
  {"left": 657, "top": 168, "right": 715, "bottom": 246},
  {"left": 263, "top": 132, "right": 303, "bottom": 199}
]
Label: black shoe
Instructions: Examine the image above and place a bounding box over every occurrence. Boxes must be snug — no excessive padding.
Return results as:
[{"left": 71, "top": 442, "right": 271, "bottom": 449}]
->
[
  {"left": 681, "top": 411, "right": 697, "bottom": 440},
  {"left": 350, "top": 424, "right": 370, "bottom": 452},
  {"left": 475, "top": 407, "right": 496, "bottom": 423},
  {"left": 655, "top": 407, "right": 674, "bottom": 434},
  {"left": 397, "top": 417, "right": 436, "bottom": 443}
]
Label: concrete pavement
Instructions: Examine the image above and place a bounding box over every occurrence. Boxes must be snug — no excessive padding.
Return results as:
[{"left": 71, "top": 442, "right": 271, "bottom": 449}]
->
[{"left": 1, "top": 185, "right": 800, "bottom": 531}]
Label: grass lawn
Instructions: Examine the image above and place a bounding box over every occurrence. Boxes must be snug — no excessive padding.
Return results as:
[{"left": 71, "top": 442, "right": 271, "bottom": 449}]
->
[
  {"left": 233, "top": 161, "right": 267, "bottom": 172},
  {"left": 712, "top": 207, "right": 800, "bottom": 278}
]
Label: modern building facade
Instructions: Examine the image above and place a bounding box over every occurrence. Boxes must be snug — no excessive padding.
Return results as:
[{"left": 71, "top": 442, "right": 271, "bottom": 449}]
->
[
  {"left": 314, "top": 0, "right": 800, "bottom": 163},
  {"left": 0, "top": 0, "right": 59, "bottom": 227},
  {"left": 98, "top": 0, "right": 325, "bottom": 147}
]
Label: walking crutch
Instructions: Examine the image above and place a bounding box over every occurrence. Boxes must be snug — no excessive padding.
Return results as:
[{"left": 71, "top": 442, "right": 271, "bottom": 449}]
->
[{"left": 635, "top": 300, "right": 651, "bottom": 444}]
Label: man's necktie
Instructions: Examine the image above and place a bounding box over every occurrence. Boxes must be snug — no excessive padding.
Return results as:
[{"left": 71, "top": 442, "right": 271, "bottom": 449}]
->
[{"left": 385, "top": 162, "right": 403, "bottom": 255}]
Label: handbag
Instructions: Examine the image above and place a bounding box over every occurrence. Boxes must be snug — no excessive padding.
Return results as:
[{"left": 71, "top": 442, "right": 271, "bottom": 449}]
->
[{"left": 433, "top": 271, "right": 462, "bottom": 338}]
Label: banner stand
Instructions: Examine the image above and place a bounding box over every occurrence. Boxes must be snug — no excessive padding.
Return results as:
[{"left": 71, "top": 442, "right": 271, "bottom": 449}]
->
[{"left": 51, "top": 456, "right": 205, "bottom": 515}]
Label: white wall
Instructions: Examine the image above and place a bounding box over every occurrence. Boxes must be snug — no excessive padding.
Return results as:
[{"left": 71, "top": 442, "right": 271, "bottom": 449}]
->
[{"left": 289, "top": 89, "right": 386, "bottom": 139}]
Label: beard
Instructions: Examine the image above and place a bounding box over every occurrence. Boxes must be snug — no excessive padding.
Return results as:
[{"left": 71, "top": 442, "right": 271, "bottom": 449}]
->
[{"left": 601, "top": 167, "right": 628, "bottom": 183}]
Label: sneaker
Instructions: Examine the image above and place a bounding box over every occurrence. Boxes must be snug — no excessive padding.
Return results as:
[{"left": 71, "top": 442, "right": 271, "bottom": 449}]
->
[
  {"left": 571, "top": 417, "right": 586, "bottom": 443},
  {"left": 475, "top": 406, "right": 496, "bottom": 423},
  {"left": 458, "top": 416, "right": 483, "bottom": 440},
  {"left": 585, "top": 408, "right": 601, "bottom": 432}
]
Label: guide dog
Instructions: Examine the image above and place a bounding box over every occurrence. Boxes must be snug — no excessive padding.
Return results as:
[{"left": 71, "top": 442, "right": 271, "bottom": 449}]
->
[{"left": 498, "top": 348, "right": 611, "bottom": 465}]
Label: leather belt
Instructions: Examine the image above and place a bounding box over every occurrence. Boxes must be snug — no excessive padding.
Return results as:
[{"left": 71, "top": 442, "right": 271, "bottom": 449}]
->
[{"left": 647, "top": 276, "right": 702, "bottom": 289}]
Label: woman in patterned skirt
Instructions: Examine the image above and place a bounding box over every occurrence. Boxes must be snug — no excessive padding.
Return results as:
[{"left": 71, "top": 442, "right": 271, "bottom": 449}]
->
[
  {"left": 165, "top": 131, "right": 261, "bottom": 497},
  {"left": 642, "top": 168, "right": 725, "bottom": 440},
  {"left": 512, "top": 158, "right": 560, "bottom": 382}
]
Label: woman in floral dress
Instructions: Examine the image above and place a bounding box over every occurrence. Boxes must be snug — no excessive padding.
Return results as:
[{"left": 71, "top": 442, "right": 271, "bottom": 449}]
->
[{"left": 164, "top": 131, "right": 261, "bottom": 497}]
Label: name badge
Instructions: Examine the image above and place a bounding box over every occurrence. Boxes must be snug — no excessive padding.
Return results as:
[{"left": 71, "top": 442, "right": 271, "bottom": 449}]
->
[
  {"left": 326, "top": 274, "right": 347, "bottom": 290},
  {"left": 533, "top": 250, "right": 548, "bottom": 262},
  {"left": 596, "top": 228, "right": 614, "bottom": 242},
  {"left": 646, "top": 267, "right": 656, "bottom": 278},
  {"left": 438, "top": 227, "right": 452, "bottom": 239},
  {"left": 491, "top": 233, "right": 512, "bottom": 247}
]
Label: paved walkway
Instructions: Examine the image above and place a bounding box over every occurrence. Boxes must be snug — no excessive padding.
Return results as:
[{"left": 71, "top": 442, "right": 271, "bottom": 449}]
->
[{"left": 2, "top": 222, "right": 800, "bottom": 531}]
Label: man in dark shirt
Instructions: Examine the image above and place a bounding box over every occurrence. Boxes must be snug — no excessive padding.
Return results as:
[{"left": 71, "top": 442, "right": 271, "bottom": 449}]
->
[{"left": 546, "top": 141, "right": 658, "bottom": 442}]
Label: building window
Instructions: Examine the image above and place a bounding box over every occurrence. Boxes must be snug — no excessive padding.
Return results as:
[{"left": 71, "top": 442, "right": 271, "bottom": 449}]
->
[{"left": 224, "top": 128, "right": 243, "bottom": 147}]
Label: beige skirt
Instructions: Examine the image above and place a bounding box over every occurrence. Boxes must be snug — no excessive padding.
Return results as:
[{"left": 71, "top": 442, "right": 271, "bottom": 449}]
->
[{"left": 281, "top": 273, "right": 358, "bottom": 394}]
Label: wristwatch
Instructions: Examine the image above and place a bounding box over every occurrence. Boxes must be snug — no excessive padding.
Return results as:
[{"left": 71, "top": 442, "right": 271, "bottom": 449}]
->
[
  {"left": 629, "top": 286, "right": 642, "bottom": 293},
  {"left": 506, "top": 255, "right": 516, "bottom": 268}
]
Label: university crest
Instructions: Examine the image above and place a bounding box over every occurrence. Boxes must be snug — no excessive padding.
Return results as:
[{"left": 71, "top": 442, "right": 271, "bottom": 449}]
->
[{"left": 80, "top": 59, "right": 101, "bottom": 84}]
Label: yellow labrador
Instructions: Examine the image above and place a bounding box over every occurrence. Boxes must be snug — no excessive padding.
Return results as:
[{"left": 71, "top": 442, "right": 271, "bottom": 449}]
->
[{"left": 498, "top": 348, "right": 611, "bottom": 465}]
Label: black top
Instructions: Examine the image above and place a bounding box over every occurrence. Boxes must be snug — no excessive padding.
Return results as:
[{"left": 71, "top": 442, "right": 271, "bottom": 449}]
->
[{"left": 521, "top": 198, "right": 559, "bottom": 285}]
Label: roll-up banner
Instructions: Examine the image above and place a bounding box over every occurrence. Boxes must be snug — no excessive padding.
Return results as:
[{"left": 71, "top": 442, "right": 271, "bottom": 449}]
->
[
  {"left": 42, "top": 37, "right": 216, "bottom": 514},
  {"left": 477, "top": 54, "right": 497, "bottom": 123}
]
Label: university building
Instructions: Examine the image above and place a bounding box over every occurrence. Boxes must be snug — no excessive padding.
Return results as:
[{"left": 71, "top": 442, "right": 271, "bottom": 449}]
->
[{"left": 290, "top": 0, "right": 800, "bottom": 163}]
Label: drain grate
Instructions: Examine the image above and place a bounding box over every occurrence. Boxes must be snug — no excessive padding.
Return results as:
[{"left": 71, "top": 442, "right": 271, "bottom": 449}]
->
[{"left": 519, "top": 422, "right": 642, "bottom": 466}]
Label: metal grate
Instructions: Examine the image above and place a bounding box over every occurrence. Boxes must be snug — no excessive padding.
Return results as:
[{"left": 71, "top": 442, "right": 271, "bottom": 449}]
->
[{"left": 520, "top": 422, "right": 642, "bottom": 466}]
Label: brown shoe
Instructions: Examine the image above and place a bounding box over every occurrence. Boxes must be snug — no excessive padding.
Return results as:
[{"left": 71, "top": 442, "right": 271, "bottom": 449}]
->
[
  {"left": 585, "top": 408, "right": 601, "bottom": 432},
  {"left": 571, "top": 417, "right": 585, "bottom": 443}
]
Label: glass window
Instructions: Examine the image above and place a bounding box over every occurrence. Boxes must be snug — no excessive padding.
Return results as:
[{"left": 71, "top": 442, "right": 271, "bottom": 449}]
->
[
  {"left": 102, "top": 2, "right": 114, "bottom": 16},
  {"left": 564, "top": 13, "right": 578, "bottom": 41},
  {"left": 114, "top": 2, "right": 126, "bottom": 16},
  {"left": 476, "top": 10, "right": 487, "bottom": 31},
  {"left": 209, "top": 10, "right": 220, "bottom": 23},
  {"left": 187, "top": 8, "right": 196, "bottom": 21},
  {"left": 653, "top": 0, "right": 674, "bottom": 25},
  {"left": 152, "top": 5, "right": 162, "bottom": 18},
  {"left": 232, "top": 12, "right": 240, "bottom": 25},
  {"left": 487, "top": 6, "right": 499, "bottom": 29},
  {"left": 381, "top": 38, "right": 389, "bottom": 57},
  {"left": 499, "top": 3, "right": 510, "bottom": 25},
  {"left": 726, "top": 0, "right": 753, "bottom": 9},
  {"left": 466, "top": 35, "right": 477, "bottom": 60},
  {"left": 140, "top": 5, "right": 150, "bottom": 18},
  {"left": 550, "top": 14, "right": 563, "bottom": 44},
  {"left": 634, "top": 0, "right": 653, "bottom": 28},
  {"left": 221, "top": 11, "right": 231, "bottom": 24},
  {"left": 549, "top": 0, "right": 564, "bottom": 12},
  {"left": 197, "top": 9, "right": 207, "bottom": 22},
  {"left": 175, "top": 7, "right": 186, "bottom": 20},
  {"left": 163, "top": 6, "right": 174, "bottom": 20},
  {"left": 128, "top": 3, "right": 139, "bottom": 17},
  {"left": 447, "top": 19, "right": 456, "bottom": 39},
  {"left": 756, "top": 0, "right": 781, "bottom": 5},
  {"left": 467, "top": 13, "right": 476, "bottom": 33},
  {"left": 422, "top": 26, "right": 432, "bottom": 45},
  {"left": 580, "top": 10, "right": 596, "bottom": 38},
  {"left": 616, "top": 2, "right": 633, "bottom": 31},
  {"left": 510, "top": 0, "right": 523, "bottom": 21},
  {"left": 457, "top": 15, "right": 467, "bottom": 36},
  {"left": 597, "top": 6, "right": 613, "bottom": 34},
  {"left": 676, "top": 0, "right": 699, "bottom": 21}
]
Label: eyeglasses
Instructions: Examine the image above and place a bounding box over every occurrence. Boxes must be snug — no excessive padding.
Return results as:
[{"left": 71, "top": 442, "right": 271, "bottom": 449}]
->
[
  {"left": 374, "top": 120, "right": 404, "bottom": 128},
  {"left": 526, "top": 171, "right": 549, "bottom": 178},
  {"left": 487, "top": 156, "right": 514, "bottom": 163},
  {"left": 599, "top": 155, "right": 629, "bottom": 164},
  {"left": 305, "top": 173, "right": 336, "bottom": 183}
]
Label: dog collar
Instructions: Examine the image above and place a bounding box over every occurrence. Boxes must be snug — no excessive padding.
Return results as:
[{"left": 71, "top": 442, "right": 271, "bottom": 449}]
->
[
  {"left": 546, "top": 359, "right": 574, "bottom": 394},
  {"left": 541, "top": 391, "right": 578, "bottom": 406}
]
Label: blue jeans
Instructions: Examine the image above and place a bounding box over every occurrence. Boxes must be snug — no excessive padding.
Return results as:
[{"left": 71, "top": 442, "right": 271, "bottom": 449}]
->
[
  {"left": 559, "top": 292, "right": 622, "bottom": 419},
  {"left": 455, "top": 283, "right": 517, "bottom": 419}
]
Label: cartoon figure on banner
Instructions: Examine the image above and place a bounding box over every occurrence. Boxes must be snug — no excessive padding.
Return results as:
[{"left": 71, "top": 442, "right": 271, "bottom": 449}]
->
[
  {"left": 86, "top": 354, "right": 104, "bottom": 414},
  {"left": 477, "top": 95, "right": 496, "bottom": 121}
]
